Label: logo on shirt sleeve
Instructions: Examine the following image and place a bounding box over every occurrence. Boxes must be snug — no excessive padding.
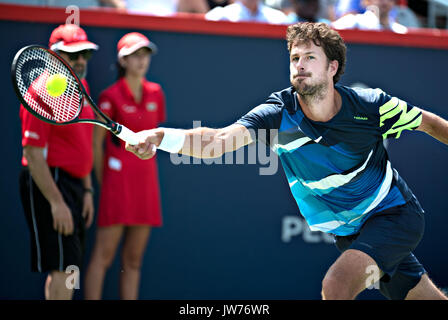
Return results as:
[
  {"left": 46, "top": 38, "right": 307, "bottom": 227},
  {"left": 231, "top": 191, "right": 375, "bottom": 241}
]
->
[
  {"left": 24, "top": 130, "right": 40, "bottom": 140},
  {"left": 146, "top": 102, "right": 157, "bottom": 112},
  {"left": 100, "top": 101, "right": 112, "bottom": 111}
]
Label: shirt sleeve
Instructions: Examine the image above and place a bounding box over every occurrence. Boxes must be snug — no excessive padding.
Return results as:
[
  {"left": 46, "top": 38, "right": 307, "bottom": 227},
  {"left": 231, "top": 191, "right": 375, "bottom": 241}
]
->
[
  {"left": 375, "top": 89, "right": 423, "bottom": 140},
  {"left": 235, "top": 92, "right": 283, "bottom": 146},
  {"left": 98, "top": 91, "right": 116, "bottom": 120},
  {"left": 20, "top": 104, "right": 51, "bottom": 148}
]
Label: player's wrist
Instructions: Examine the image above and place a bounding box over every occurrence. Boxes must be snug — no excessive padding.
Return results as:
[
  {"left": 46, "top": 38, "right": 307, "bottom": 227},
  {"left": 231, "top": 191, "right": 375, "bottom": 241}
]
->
[{"left": 157, "top": 128, "right": 185, "bottom": 153}]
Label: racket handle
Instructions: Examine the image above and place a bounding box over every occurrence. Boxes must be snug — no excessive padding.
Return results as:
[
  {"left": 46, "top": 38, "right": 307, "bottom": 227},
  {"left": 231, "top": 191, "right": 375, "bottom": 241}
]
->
[{"left": 115, "top": 124, "right": 140, "bottom": 145}]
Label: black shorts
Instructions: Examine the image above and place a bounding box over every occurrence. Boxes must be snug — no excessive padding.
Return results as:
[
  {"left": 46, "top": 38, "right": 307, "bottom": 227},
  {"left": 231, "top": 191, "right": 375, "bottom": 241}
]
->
[
  {"left": 334, "top": 195, "right": 426, "bottom": 300},
  {"left": 19, "top": 167, "right": 86, "bottom": 273}
]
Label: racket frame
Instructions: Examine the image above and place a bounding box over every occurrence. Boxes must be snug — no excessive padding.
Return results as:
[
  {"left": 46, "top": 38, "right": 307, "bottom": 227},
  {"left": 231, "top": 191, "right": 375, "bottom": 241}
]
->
[{"left": 11, "top": 45, "right": 122, "bottom": 134}]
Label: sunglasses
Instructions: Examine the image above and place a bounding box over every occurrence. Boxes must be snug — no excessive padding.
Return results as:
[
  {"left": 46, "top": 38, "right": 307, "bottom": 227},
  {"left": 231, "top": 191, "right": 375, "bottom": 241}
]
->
[{"left": 60, "top": 50, "right": 93, "bottom": 61}]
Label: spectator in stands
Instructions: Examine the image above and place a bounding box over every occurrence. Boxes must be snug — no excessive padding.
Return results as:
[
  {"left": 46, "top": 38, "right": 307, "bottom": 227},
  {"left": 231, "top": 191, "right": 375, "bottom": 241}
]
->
[
  {"left": 332, "top": 0, "right": 407, "bottom": 33},
  {"left": 205, "top": 0, "right": 288, "bottom": 23},
  {"left": 263, "top": 0, "right": 294, "bottom": 14},
  {"left": 317, "top": 0, "right": 338, "bottom": 22},
  {"left": 178, "top": 0, "right": 233, "bottom": 13},
  {"left": 334, "top": 0, "right": 364, "bottom": 19},
  {"left": 390, "top": 0, "right": 421, "bottom": 28},
  {"left": 99, "top": 0, "right": 126, "bottom": 10},
  {"left": 286, "top": 0, "right": 331, "bottom": 24},
  {"left": 0, "top": 0, "right": 98, "bottom": 7},
  {"left": 99, "top": 0, "right": 232, "bottom": 15},
  {"left": 99, "top": 0, "right": 179, "bottom": 15}
]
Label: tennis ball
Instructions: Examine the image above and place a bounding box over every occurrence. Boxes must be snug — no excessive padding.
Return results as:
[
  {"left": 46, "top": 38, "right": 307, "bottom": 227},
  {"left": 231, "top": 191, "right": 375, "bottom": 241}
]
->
[{"left": 46, "top": 74, "right": 67, "bottom": 97}]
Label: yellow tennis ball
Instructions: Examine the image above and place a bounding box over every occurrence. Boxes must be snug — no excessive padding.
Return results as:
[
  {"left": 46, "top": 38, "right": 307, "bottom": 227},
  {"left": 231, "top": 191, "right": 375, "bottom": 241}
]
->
[{"left": 46, "top": 74, "right": 67, "bottom": 97}]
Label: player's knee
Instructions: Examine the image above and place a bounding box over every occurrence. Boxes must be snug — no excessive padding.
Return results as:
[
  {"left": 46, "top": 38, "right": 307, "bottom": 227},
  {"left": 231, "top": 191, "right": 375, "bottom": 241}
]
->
[{"left": 321, "top": 274, "right": 353, "bottom": 300}]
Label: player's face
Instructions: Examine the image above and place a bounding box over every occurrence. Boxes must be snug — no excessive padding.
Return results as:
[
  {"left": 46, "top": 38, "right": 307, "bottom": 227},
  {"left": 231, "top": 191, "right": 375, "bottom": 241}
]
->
[
  {"left": 120, "top": 48, "right": 151, "bottom": 78},
  {"left": 289, "top": 42, "right": 335, "bottom": 97}
]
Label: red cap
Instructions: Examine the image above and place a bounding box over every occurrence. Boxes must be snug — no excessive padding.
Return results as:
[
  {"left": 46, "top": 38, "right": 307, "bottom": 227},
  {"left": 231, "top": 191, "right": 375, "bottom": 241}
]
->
[
  {"left": 49, "top": 24, "right": 99, "bottom": 52},
  {"left": 117, "top": 32, "right": 158, "bottom": 58}
]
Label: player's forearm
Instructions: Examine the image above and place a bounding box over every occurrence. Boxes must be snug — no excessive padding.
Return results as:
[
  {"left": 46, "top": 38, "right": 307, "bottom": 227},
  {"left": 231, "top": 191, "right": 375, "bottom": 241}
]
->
[
  {"left": 418, "top": 110, "right": 448, "bottom": 145},
  {"left": 180, "top": 127, "right": 227, "bottom": 159},
  {"left": 149, "top": 127, "right": 225, "bottom": 158},
  {"left": 126, "top": 125, "right": 250, "bottom": 160},
  {"left": 23, "top": 146, "right": 65, "bottom": 206},
  {"left": 155, "top": 126, "right": 250, "bottom": 158}
]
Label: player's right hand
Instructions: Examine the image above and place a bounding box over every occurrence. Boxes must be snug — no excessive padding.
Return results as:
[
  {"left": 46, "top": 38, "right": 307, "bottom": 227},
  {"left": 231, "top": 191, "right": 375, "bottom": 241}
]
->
[
  {"left": 125, "top": 129, "right": 160, "bottom": 160},
  {"left": 50, "top": 200, "right": 74, "bottom": 236}
]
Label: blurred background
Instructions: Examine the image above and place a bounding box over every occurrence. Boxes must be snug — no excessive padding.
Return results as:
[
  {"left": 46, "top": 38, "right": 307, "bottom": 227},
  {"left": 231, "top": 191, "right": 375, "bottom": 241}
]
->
[{"left": 1, "top": 0, "right": 448, "bottom": 300}]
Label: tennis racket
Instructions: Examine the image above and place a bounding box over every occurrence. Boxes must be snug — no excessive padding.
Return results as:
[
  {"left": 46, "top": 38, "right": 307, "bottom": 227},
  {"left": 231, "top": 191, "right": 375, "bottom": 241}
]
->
[{"left": 11, "top": 45, "right": 141, "bottom": 145}]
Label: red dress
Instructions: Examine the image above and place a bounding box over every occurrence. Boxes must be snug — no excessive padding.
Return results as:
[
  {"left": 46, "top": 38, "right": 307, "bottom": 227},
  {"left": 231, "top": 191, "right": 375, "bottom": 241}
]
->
[{"left": 97, "top": 78, "right": 166, "bottom": 227}]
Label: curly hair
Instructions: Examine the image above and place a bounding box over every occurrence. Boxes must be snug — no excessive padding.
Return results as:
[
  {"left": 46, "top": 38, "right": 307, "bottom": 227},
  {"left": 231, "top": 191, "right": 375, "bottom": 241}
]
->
[{"left": 286, "top": 22, "right": 346, "bottom": 84}]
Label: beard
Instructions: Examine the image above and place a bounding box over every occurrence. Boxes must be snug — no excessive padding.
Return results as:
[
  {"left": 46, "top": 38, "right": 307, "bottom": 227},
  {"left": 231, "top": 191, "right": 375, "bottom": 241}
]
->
[{"left": 291, "top": 76, "right": 328, "bottom": 103}]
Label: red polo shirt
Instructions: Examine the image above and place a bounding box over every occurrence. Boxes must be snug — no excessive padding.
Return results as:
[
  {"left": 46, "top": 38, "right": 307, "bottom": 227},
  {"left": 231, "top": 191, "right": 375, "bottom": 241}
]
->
[{"left": 20, "top": 79, "right": 94, "bottom": 178}]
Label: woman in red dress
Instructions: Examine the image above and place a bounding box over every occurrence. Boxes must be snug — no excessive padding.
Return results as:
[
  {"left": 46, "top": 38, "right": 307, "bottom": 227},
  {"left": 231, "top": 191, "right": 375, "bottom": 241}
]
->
[{"left": 84, "top": 32, "right": 165, "bottom": 299}]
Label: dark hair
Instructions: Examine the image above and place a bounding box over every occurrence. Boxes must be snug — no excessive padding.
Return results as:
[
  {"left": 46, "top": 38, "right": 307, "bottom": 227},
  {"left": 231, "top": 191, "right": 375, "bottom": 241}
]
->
[
  {"left": 286, "top": 22, "right": 346, "bottom": 83},
  {"left": 117, "top": 61, "right": 126, "bottom": 80}
]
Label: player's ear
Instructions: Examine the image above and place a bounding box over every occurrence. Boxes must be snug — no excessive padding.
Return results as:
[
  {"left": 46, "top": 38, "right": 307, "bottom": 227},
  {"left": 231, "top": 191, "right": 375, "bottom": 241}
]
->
[{"left": 329, "top": 59, "right": 339, "bottom": 78}]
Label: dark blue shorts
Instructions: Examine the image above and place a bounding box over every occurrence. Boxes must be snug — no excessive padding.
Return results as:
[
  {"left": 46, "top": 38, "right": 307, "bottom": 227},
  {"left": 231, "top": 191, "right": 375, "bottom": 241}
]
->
[{"left": 334, "top": 195, "right": 426, "bottom": 300}]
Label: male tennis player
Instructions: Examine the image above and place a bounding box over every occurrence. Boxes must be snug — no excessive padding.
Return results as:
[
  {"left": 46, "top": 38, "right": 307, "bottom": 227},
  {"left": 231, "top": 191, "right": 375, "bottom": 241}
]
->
[
  {"left": 126, "top": 22, "right": 448, "bottom": 300},
  {"left": 19, "top": 24, "right": 98, "bottom": 300}
]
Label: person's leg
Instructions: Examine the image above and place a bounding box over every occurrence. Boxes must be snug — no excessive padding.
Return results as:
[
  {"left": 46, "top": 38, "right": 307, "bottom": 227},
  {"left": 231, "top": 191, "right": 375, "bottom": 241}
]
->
[
  {"left": 405, "top": 274, "right": 448, "bottom": 300},
  {"left": 330, "top": 194, "right": 428, "bottom": 300},
  {"left": 321, "top": 249, "right": 383, "bottom": 300},
  {"left": 84, "top": 225, "right": 124, "bottom": 300},
  {"left": 119, "top": 225, "right": 151, "bottom": 300},
  {"left": 20, "top": 168, "right": 78, "bottom": 299},
  {"left": 45, "top": 271, "right": 74, "bottom": 300}
]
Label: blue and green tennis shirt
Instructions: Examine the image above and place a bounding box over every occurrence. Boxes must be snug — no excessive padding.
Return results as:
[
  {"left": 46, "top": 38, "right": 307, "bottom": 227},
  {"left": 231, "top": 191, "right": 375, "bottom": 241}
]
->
[{"left": 236, "top": 85, "right": 423, "bottom": 236}]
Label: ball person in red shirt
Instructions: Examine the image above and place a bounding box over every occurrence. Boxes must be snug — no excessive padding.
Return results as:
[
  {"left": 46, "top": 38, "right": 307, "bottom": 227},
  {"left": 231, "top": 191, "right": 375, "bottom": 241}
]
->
[
  {"left": 84, "top": 32, "right": 166, "bottom": 300},
  {"left": 19, "top": 24, "right": 98, "bottom": 300}
]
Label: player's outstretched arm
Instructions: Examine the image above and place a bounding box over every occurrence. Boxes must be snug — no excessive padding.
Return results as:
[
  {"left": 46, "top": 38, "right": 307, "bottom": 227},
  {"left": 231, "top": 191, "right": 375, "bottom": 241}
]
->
[
  {"left": 416, "top": 110, "right": 448, "bottom": 145},
  {"left": 126, "top": 124, "right": 253, "bottom": 160}
]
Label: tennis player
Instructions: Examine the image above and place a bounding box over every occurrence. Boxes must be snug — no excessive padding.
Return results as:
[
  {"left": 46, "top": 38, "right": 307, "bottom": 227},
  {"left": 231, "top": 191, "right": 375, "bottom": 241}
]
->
[
  {"left": 84, "top": 32, "right": 165, "bottom": 300},
  {"left": 18, "top": 24, "right": 98, "bottom": 300},
  {"left": 126, "top": 22, "right": 448, "bottom": 300}
]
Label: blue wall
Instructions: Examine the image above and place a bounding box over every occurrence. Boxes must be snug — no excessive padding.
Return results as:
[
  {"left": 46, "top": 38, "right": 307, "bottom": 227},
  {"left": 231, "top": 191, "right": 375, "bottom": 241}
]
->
[{"left": 1, "top": 19, "right": 447, "bottom": 300}]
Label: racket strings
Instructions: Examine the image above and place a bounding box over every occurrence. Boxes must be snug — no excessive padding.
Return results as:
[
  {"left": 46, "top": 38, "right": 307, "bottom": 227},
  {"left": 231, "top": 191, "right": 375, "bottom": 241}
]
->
[{"left": 15, "top": 47, "right": 82, "bottom": 123}]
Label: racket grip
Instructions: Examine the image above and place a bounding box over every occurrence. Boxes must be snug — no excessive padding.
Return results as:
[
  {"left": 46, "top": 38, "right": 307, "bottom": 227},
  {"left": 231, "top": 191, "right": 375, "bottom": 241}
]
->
[{"left": 115, "top": 124, "right": 140, "bottom": 145}]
